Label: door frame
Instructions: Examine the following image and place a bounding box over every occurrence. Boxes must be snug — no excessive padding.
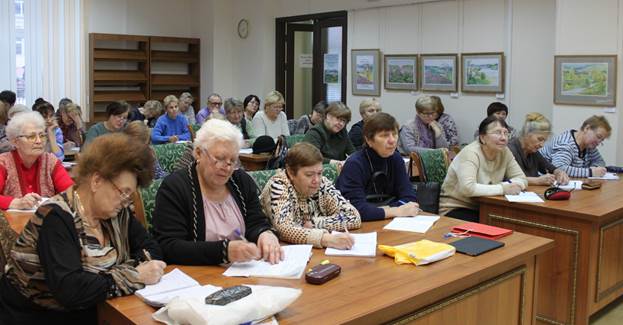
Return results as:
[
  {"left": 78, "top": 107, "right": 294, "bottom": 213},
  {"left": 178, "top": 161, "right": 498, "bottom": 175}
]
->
[{"left": 275, "top": 11, "right": 348, "bottom": 118}]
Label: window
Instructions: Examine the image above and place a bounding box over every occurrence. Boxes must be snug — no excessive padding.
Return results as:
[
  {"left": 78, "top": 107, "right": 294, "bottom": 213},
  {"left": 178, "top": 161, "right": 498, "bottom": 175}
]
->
[{"left": 15, "top": 0, "right": 25, "bottom": 103}]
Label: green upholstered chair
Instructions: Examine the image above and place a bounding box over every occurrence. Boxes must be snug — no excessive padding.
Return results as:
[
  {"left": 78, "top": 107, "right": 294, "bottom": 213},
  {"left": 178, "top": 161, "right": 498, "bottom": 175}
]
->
[
  {"left": 285, "top": 134, "right": 305, "bottom": 148},
  {"left": 412, "top": 148, "right": 450, "bottom": 184},
  {"left": 152, "top": 142, "right": 192, "bottom": 173},
  {"left": 135, "top": 178, "right": 164, "bottom": 230},
  {"left": 322, "top": 163, "right": 340, "bottom": 183},
  {"left": 247, "top": 168, "right": 281, "bottom": 193}
]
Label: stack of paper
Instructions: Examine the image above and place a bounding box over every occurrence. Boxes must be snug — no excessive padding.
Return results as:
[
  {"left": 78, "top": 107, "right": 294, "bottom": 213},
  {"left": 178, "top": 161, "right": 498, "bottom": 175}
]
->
[
  {"left": 504, "top": 192, "right": 544, "bottom": 203},
  {"left": 135, "top": 268, "right": 221, "bottom": 307},
  {"left": 223, "top": 245, "right": 312, "bottom": 279},
  {"left": 325, "top": 232, "right": 377, "bottom": 257},
  {"left": 588, "top": 172, "right": 619, "bottom": 180},
  {"left": 558, "top": 180, "right": 582, "bottom": 191},
  {"left": 383, "top": 215, "right": 440, "bottom": 233}
]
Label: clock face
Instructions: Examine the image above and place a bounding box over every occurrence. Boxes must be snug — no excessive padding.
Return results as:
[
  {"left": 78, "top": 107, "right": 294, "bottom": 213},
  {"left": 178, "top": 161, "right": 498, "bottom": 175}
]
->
[{"left": 238, "top": 19, "right": 249, "bottom": 39}]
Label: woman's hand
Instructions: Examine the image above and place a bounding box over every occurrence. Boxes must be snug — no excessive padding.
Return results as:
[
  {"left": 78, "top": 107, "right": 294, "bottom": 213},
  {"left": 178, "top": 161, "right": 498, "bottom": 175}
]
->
[
  {"left": 502, "top": 182, "right": 522, "bottom": 195},
  {"left": 168, "top": 135, "right": 179, "bottom": 143},
  {"left": 429, "top": 121, "right": 443, "bottom": 138},
  {"left": 553, "top": 169, "right": 569, "bottom": 185},
  {"left": 136, "top": 260, "right": 167, "bottom": 285},
  {"left": 228, "top": 240, "right": 261, "bottom": 262},
  {"left": 321, "top": 232, "right": 354, "bottom": 249},
  {"left": 257, "top": 231, "right": 284, "bottom": 264},
  {"left": 536, "top": 173, "right": 556, "bottom": 186},
  {"left": 386, "top": 202, "right": 420, "bottom": 218},
  {"left": 69, "top": 111, "right": 82, "bottom": 128},
  {"left": 590, "top": 166, "right": 607, "bottom": 177},
  {"left": 9, "top": 193, "right": 42, "bottom": 210}
]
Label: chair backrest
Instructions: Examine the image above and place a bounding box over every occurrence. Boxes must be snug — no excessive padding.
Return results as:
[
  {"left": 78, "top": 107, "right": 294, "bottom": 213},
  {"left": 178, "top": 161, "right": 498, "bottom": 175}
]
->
[
  {"left": 0, "top": 213, "right": 18, "bottom": 275},
  {"left": 247, "top": 163, "right": 341, "bottom": 193},
  {"left": 136, "top": 178, "right": 165, "bottom": 230},
  {"left": 152, "top": 142, "right": 192, "bottom": 173},
  {"left": 285, "top": 134, "right": 305, "bottom": 148},
  {"left": 412, "top": 149, "right": 449, "bottom": 184},
  {"left": 287, "top": 119, "right": 298, "bottom": 135}
]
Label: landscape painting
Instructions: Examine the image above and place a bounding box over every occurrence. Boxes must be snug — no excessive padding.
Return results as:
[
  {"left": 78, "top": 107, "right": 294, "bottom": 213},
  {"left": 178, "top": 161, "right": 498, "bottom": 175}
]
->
[
  {"left": 461, "top": 53, "right": 504, "bottom": 93},
  {"left": 384, "top": 55, "right": 417, "bottom": 91},
  {"left": 420, "top": 54, "right": 457, "bottom": 92},
  {"left": 352, "top": 49, "right": 381, "bottom": 96},
  {"left": 554, "top": 55, "right": 616, "bottom": 106}
]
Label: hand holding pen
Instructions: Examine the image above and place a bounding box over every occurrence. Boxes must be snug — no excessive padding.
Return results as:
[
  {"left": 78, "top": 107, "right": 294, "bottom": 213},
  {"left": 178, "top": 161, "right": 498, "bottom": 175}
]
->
[
  {"left": 228, "top": 228, "right": 261, "bottom": 263},
  {"left": 502, "top": 180, "right": 522, "bottom": 195},
  {"left": 136, "top": 249, "right": 166, "bottom": 285}
]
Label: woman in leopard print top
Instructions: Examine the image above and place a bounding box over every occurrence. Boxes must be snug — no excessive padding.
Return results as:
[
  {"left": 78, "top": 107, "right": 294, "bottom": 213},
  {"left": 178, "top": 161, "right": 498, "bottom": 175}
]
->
[{"left": 260, "top": 143, "right": 361, "bottom": 249}]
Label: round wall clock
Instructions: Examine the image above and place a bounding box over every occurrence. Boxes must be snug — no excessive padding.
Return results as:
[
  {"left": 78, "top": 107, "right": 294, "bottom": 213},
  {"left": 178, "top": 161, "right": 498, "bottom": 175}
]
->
[{"left": 237, "top": 19, "right": 249, "bottom": 39}]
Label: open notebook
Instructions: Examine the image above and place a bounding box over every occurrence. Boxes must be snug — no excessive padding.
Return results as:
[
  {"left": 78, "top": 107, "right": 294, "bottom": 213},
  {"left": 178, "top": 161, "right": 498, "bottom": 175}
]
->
[
  {"left": 135, "top": 268, "right": 222, "bottom": 307},
  {"left": 223, "top": 245, "right": 312, "bottom": 279},
  {"left": 325, "top": 232, "right": 377, "bottom": 257}
]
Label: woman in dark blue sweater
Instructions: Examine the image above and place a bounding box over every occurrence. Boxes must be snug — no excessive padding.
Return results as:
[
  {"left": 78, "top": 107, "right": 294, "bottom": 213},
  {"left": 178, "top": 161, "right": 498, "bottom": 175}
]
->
[{"left": 336, "top": 113, "right": 419, "bottom": 221}]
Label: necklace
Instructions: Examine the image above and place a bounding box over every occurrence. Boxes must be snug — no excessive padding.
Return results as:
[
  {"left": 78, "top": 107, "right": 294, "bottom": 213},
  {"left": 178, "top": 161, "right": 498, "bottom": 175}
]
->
[{"left": 74, "top": 190, "right": 100, "bottom": 230}]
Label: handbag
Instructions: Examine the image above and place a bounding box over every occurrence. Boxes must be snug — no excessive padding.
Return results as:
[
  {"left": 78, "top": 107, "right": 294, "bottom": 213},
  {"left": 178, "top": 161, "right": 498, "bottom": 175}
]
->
[{"left": 412, "top": 182, "right": 441, "bottom": 214}]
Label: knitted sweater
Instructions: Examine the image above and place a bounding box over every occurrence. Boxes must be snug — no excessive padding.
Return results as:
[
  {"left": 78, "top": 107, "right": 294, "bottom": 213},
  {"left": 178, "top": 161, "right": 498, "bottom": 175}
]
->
[{"left": 151, "top": 114, "right": 190, "bottom": 144}]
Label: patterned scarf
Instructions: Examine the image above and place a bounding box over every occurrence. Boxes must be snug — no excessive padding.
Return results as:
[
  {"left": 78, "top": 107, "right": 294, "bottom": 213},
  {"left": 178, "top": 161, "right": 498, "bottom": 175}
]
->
[{"left": 415, "top": 116, "right": 434, "bottom": 148}]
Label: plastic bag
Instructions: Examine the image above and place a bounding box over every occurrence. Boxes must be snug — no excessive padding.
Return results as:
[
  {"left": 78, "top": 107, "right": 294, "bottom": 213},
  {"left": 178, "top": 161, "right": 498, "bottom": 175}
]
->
[{"left": 378, "top": 239, "right": 455, "bottom": 266}]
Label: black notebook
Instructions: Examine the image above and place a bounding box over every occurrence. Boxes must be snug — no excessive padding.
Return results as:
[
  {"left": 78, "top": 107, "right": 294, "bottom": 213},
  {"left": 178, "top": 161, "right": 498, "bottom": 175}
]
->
[{"left": 450, "top": 236, "right": 505, "bottom": 256}]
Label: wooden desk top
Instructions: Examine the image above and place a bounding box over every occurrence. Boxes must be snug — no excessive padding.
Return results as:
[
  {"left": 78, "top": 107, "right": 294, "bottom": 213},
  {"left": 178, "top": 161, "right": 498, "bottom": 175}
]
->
[
  {"left": 104, "top": 217, "right": 553, "bottom": 325},
  {"left": 478, "top": 178, "right": 623, "bottom": 222},
  {"left": 239, "top": 152, "right": 271, "bottom": 162}
]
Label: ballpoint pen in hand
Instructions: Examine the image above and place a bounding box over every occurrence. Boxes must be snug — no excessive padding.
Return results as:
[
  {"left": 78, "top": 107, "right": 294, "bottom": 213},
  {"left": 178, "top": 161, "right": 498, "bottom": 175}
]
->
[
  {"left": 234, "top": 228, "right": 248, "bottom": 242},
  {"left": 143, "top": 249, "right": 153, "bottom": 261}
]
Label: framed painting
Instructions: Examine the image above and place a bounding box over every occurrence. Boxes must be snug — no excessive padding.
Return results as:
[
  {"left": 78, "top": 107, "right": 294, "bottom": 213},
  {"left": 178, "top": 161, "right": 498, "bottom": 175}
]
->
[
  {"left": 384, "top": 54, "right": 417, "bottom": 91},
  {"left": 419, "top": 54, "right": 457, "bottom": 92},
  {"left": 554, "top": 55, "right": 617, "bottom": 106},
  {"left": 461, "top": 52, "right": 505, "bottom": 93},
  {"left": 351, "top": 49, "right": 381, "bottom": 96}
]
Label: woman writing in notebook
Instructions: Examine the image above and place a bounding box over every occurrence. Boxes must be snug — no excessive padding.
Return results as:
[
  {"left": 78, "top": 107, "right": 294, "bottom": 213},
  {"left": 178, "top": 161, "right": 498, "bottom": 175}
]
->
[
  {"left": 0, "top": 133, "right": 165, "bottom": 324},
  {"left": 152, "top": 119, "right": 283, "bottom": 266},
  {"left": 508, "top": 113, "right": 569, "bottom": 185},
  {"left": 260, "top": 142, "right": 361, "bottom": 249}
]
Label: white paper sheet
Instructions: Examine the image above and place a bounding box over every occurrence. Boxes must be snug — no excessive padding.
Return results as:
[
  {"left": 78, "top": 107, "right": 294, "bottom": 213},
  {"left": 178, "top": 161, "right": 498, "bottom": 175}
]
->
[
  {"left": 223, "top": 245, "right": 312, "bottom": 279},
  {"left": 135, "top": 268, "right": 207, "bottom": 307},
  {"left": 325, "top": 232, "right": 377, "bottom": 257},
  {"left": 6, "top": 197, "right": 50, "bottom": 213},
  {"left": 558, "top": 180, "right": 582, "bottom": 191},
  {"left": 239, "top": 148, "right": 253, "bottom": 154},
  {"left": 588, "top": 172, "right": 619, "bottom": 180},
  {"left": 383, "top": 215, "right": 440, "bottom": 233},
  {"left": 504, "top": 191, "right": 544, "bottom": 203}
]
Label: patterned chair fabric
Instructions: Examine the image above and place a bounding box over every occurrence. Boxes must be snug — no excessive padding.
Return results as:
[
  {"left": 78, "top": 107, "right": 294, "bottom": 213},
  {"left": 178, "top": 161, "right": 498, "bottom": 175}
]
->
[
  {"left": 416, "top": 148, "right": 450, "bottom": 184},
  {"left": 0, "top": 212, "right": 18, "bottom": 275},
  {"left": 285, "top": 134, "right": 305, "bottom": 148},
  {"left": 287, "top": 119, "right": 298, "bottom": 135},
  {"left": 247, "top": 163, "right": 341, "bottom": 193},
  {"left": 152, "top": 142, "right": 192, "bottom": 173},
  {"left": 138, "top": 178, "right": 164, "bottom": 230}
]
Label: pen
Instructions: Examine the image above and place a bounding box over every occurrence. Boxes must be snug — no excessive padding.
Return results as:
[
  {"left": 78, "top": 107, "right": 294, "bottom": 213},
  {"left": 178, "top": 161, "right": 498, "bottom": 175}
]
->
[
  {"left": 398, "top": 200, "right": 408, "bottom": 205},
  {"left": 234, "top": 228, "right": 248, "bottom": 242},
  {"left": 143, "top": 249, "right": 152, "bottom": 261},
  {"left": 339, "top": 214, "right": 349, "bottom": 234}
]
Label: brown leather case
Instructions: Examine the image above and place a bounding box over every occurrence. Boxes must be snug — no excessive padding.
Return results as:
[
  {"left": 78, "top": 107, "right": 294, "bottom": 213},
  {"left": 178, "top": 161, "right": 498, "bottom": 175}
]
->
[{"left": 305, "top": 263, "right": 341, "bottom": 285}]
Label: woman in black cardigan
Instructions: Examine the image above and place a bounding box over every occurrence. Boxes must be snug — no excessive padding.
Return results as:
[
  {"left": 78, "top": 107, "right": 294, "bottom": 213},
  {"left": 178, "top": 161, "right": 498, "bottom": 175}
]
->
[{"left": 152, "top": 119, "right": 282, "bottom": 265}]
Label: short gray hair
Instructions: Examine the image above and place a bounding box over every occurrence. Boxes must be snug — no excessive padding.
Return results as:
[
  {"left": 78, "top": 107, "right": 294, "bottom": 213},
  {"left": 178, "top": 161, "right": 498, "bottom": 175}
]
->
[
  {"left": 6, "top": 111, "right": 45, "bottom": 140},
  {"left": 194, "top": 118, "right": 243, "bottom": 152},
  {"left": 180, "top": 92, "right": 194, "bottom": 102},
  {"left": 143, "top": 100, "right": 163, "bottom": 116},
  {"left": 8, "top": 104, "right": 30, "bottom": 119},
  {"left": 223, "top": 98, "right": 243, "bottom": 114},
  {"left": 415, "top": 95, "right": 435, "bottom": 113}
]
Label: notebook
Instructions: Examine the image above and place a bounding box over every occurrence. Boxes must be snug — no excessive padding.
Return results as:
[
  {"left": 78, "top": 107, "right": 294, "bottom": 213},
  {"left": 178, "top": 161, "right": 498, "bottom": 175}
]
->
[
  {"left": 504, "top": 192, "right": 544, "bottom": 203},
  {"left": 449, "top": 236, "right": 505, "bottom": 256},
  {"left": 223, "top": 245, "right": 312, "bottom": 279},
  {"left": 135, "top": 268, "right": 221, "bottom": 307},
  {"left": 383, "top": 216, "right": 440, "bottom": 233},
  {"left": 325, "top": 232, "right": 377, "bottom": 257},
  {"left": 451, "top": 222, "right": 513, "bottom": 240}
]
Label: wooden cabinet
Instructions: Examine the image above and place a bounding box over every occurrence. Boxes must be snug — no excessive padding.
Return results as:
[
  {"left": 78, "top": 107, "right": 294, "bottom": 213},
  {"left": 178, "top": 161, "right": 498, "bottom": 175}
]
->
[{"left": 89, "top": 33, "right": 200, "bottom": 122}]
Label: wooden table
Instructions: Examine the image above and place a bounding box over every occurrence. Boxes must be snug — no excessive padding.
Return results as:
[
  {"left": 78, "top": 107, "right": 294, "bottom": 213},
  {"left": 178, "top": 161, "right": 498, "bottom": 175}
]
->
[
  {"left": 479, "top": 178, "right": 623, "bottom": 325},
  {"left": 99, "top": 217, "right": 553, "bottom": 325},
  {"left": 239, "top": 152, "right": 271, "bottom": 171}
]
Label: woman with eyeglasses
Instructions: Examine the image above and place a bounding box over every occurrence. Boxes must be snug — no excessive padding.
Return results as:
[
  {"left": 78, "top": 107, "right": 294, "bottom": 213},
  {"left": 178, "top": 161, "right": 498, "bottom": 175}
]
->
[
  {"left": 303, "top": 102, "right": 355, "bottom": 164},
  {"left": 0, "top": 133, "right": 165, "bottom": 324},
  {"left": 152, "top": 119, "right": 283, "bottom": 265},
  {"left": 336, "top": 113, "right": 420, "bottom": 221},
  {"left": 252, "top": 90, "right": 290, "bottom": 139},
  {"left": 84, "top": 101, "right": 130, "bottom": 147},
  {"left": 260, "top": 142, "right": 361, "bottom": 249},
  {"left": 151, "top": 95, "right": 191, "bottom": 145},
  {"left": 439, "top": 116, "right": 527, "bottom": 222},
  {"left": 398, "top": 95, "right": 449, "bottom": 154},
  {"left": 539, "top": 115, "right": 610, "bottom": 178},
  {"left": 0, "top": 112, "right": 73, "bottom": 210},
  {"left": 508, "top": 113, "right": 569, "bottom": 185}
]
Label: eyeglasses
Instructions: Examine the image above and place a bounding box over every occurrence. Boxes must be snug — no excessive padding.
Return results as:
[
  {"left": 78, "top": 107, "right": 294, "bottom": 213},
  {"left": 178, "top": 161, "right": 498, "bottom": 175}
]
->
[
  {"left": 204, "top": 150, "right": 239, "bottom": 170},
  {"left": 418, "top": 111, "right": 435, "bottom": 117},
  {"left": 487, "top": 130, "right": 510, "bottom": 139},
  {"left": 209, "top": 101, "right": 222, "bottom": 106},
  {"left": 18, "top": 132, "right": 48, "bottom": 142},
  {"left": 110, "top": 180, "right": 133, "bottom": 207},
  {"left": 113, "top": 114, "right": 128, "bottom": 121}
]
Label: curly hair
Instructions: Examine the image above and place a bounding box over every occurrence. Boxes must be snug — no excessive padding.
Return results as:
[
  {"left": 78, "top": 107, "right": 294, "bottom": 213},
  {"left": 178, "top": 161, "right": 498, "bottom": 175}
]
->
[{"left": 74, "top": 133, "right": 154, "bottom": 188}]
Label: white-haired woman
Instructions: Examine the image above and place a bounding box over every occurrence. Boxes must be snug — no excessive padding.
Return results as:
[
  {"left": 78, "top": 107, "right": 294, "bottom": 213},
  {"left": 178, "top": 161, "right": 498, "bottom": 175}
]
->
[
  {"left": 152, "top": 119, "right": 283, "bottom": 265},
  {"left": 0, "top": 112, "right": 73, "bottom": 210},
  {"left": 151, "top": 95, "right": 191, "bottom": 144},
  {"left": 508, "top": 113, "right": 569, "bottom": 186},
  {"left": 252, "top": 90, "right": 290, "bottom": 139}
]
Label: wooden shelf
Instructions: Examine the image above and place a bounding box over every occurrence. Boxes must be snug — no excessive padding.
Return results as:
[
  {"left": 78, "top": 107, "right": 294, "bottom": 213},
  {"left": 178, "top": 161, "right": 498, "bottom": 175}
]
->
[
  {"left": 151, "top": 50, "right": 198, "bottom": 63},
  {"left": 150, "top": 36, "right": 199, "bottom": 44},
  {"left": 93, "top": 49, "right": 147, "bottom": 61},
  {"left": 94, "top": 70, "right": 147, "bottom": 82},
  {"left": 93, "top": 91, "right": 147, "bottom": 103},
  {"left": 151, "top": 74, "right": 199, "bottom": 86},
  {"left": 91, "top": 33, "right": 149, "bottom": 42}
]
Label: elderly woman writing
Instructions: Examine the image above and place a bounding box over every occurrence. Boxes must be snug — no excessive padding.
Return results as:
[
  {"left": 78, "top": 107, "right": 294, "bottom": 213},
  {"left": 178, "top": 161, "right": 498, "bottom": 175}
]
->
[
  {"left": 261, "top": 143, "right": 361, "bottom": 249},
  {"left": 440, "top": 116, "right": 527, "bottom": 222},
  {"left": 0, "top": 133, "right": 165, "bottom": 324},
  {"left": 152, "top": 119, "right": 283, "bottom": 265},
  {"left": 508, "top": 113, "right": 569, "bottom": 185},
  {"left": 399, "top": 95, "right": 449, "bottom": 154},
  {"left": 0, "top": 112, "right": 73, "bottom": 210}
]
